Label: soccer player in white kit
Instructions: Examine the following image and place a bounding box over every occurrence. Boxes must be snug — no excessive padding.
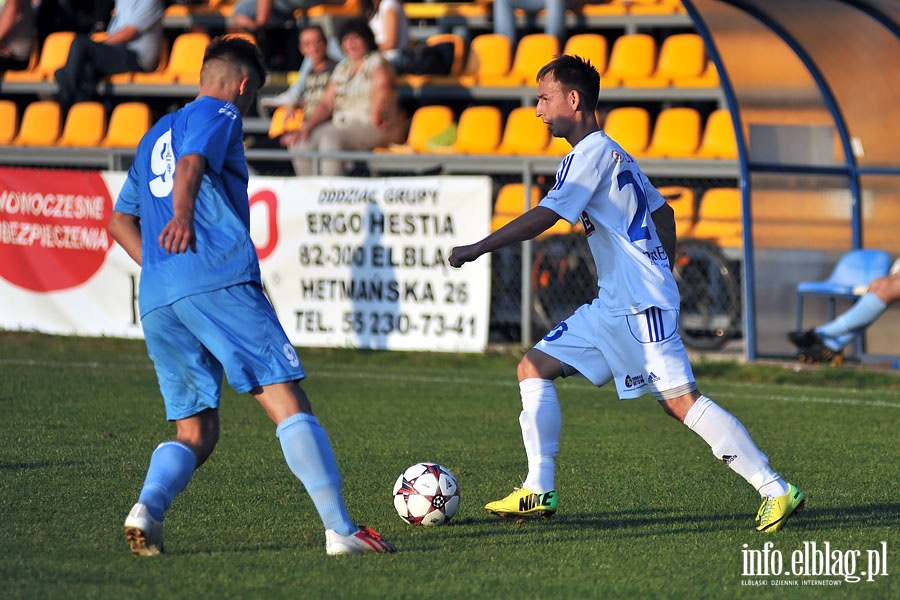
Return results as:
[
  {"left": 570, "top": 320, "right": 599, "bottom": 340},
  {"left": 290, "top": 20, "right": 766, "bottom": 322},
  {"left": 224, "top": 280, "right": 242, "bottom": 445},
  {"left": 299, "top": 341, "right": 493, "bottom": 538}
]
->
[{"left": 448, "top": 55, "right": 804, "bottom": 532}]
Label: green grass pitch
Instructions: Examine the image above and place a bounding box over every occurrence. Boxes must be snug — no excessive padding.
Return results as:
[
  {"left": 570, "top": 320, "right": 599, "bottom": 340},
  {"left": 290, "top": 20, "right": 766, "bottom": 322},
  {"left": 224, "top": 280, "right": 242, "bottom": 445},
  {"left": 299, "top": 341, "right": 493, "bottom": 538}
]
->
[{"left": 1, "top": 332, "right": 897, "bottom": 599}]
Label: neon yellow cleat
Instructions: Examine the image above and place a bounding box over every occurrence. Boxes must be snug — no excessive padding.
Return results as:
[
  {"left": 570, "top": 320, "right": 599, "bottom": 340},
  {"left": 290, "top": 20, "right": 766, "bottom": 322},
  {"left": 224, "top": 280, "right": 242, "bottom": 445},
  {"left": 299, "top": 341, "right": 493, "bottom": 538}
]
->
[
  {"left": 756, "top": 483, "right": 805, "bottom": 532},
  {"left": 485, "top": 487, "right": 558, "bottom": 519}
]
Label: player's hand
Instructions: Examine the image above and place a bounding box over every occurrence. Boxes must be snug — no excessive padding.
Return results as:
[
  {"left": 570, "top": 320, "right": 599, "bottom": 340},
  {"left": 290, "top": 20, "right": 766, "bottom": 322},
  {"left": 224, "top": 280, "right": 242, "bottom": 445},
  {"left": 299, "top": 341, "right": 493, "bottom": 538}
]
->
[
  {"left": 448, "top": 244, "right": 479, "bottom": 268},
  {"left": 158, "top": 216, "right": 196, "bottom": 254}
]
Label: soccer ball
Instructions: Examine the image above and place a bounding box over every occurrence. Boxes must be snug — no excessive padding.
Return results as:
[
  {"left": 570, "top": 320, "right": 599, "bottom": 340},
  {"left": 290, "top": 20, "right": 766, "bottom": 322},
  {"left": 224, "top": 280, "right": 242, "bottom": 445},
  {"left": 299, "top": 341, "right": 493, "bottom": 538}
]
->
[{"left": 392, "top": 462, "right": 460, "bottom": 526}]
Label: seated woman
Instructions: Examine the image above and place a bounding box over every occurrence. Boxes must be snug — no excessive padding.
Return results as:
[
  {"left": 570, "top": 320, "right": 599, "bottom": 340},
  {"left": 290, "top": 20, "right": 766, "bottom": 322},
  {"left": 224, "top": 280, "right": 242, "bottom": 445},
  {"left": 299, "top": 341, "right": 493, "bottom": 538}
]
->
[{"left": 285, "top": 18, "right": 406, "bottom": 176}]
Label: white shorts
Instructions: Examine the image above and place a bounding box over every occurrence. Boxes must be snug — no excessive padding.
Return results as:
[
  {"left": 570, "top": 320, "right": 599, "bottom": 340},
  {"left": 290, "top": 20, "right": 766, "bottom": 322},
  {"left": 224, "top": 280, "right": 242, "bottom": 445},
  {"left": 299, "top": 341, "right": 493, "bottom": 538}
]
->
[{"left": 534, "top": 299, "right": 695, "bottom": 400}]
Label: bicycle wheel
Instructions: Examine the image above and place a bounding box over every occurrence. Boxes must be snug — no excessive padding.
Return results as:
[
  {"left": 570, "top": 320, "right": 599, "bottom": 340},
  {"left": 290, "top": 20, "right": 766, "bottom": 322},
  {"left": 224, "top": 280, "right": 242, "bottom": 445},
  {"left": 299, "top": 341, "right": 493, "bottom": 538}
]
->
[{"left": 673, "top": 238, "right": 741, "bottom": 350}]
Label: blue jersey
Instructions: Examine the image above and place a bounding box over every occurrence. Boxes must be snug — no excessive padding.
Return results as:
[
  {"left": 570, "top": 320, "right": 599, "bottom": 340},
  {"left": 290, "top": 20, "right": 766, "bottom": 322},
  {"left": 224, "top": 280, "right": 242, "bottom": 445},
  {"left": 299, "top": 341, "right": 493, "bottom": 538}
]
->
[{"left": 115, "top": 96, "right": 261, "bottom": 317}]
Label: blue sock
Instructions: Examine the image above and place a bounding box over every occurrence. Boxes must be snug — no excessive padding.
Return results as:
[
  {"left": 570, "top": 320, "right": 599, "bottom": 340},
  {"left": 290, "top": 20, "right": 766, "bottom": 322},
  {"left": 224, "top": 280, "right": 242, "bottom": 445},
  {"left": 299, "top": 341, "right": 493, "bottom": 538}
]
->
[
  {"left": 138, "top": 441, "right": 197, "bottom": 521},
  {"left": 817, "top": 293, "right": 887, "bottom": 350},
  {"left": 276, "top": 413, "right": 355, "bottom": 536}
]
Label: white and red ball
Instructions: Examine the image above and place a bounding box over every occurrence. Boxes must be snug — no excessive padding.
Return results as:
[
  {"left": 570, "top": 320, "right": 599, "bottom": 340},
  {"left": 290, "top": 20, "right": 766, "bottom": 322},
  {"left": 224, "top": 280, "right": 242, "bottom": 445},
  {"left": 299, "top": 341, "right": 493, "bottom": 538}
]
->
[{"left": 392, "top": 462, "right": 460, "bottom": 526}]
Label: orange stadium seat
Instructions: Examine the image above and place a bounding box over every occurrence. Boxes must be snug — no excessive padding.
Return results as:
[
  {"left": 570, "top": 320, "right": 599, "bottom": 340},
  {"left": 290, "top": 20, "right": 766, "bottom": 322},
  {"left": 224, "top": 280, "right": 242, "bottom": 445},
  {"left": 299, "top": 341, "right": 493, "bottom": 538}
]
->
[
  {"left": 376, "top": 104, "right": 454, "bottom": 153},
  {"left": 626, "top": 33, "right": 706, "bottom": 88},
  {"left": 267, "top": 106, "right": 304, "bottom": 139},
  {"left": 101, "top": 102, "right": 151, "bottom": 148},
  {"left": 695, "top": 109, "right": 738, "bottom": 159},
  {"left": 629, "top": 0, "right": 685, "bottom": 15},
  {"left": 496, "top": 106, "right": 550, "bottom": 155},
  {"left": 12, "top": 101, "right": 61, "bottom": 146},
  {"left": 641, "top": 107, "right": 701, "bottom": 158},
  {"left": 4, "top": 31, "right": 75, "bottom": 83},
  {"left": 306, "top": 0, "right": 361, "bottom": 18},
  {"left": 399, "top": 33, "right": 467, "bottom": 87},
  {"left": 544, "top": 134, "right": 572, "bottom": 157},
  {"left": 457, "top": 34, "right": 512, "bottom": 87},
  {"left": 562, "top": 34, "right": 608, "bottom": 76},
  {"left": 580, "top": 1, "right": 629, "bottom": 16},
  {"left": 57, "top": 101, "right": 106, "bottom": 147},
  {"left": 690, "top": 188, "right": 743, "bottom": 248},
  {"left": 493, "top": 183, "right": 571, "bottom": 237},
  {"left": 676, "top": 59, "right": 721, "bottom": 88},
  {"left": 0, "top": 100, "right": 18, "bottom": 145},
  {"left": 601, "top": 33, "right": 656, "bottom": 88},
  {"left": 479, "top": 33, "right": 559, "bottom": 87},
  {"left": 132, "top": 32, "right": 210, "bottom": 85},
  {"left": 601, "top": 106, "right": 650, "bottom": 156},
  {"left": 657, "top": 185, "right": 696, "bottom": 236},
  {"left": 453, "top": 105, "right": 502, "bottom": 154}
]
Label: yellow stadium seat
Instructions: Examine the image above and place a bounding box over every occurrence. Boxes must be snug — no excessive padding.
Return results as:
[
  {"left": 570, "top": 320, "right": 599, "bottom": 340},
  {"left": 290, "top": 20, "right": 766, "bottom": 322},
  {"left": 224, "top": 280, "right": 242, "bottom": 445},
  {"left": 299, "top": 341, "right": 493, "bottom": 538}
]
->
[
  {"left": 601, "top": 106, "right": 650, "bottom": 156},
  {"left": 641, "top": 107, "right": 701, "bottom": 158},
  {"left": 101, "top": 102, "right": 150, "bottom": 148},
  {"left": 12, "top": 101, "right": 61, "bottom": 146},
  {"left": 626, "top": 33, "right": 705, "bottom": 88},
  {"left": 4, "top": 31, "right": 75, "bottom": 83},
  {"left": 132, "top": 32, "right": 210, "bottom": 85},
  {"left": 580, "top": 1, "right": 628, "bottom": 16},
  {"left": 306, "top": 0, "right": 361, "bottom": 18},
  {"left": 544, "top": 134, "right": 572, "bottom": 156},
  {"left": 399, "top": 33, "right": 467, "bottom": 87},
  {"left": 493, "top": 183, "right": 571, "bottom": 237},
  {"left": 690, "top": 188, "right": 742, "bottom": 248},
  {"left": 562, "top": 34, "right": 608, "bottom": 76},
  {"left": 453, "top": 105, "right": 502, "bottom": 154},
  {"left": 0, "top": 100, "right": 18, "bottom": 145},
  {"left": 479, "top": 33, "right": 559, "bottom": 87},
  {"left": 628, "top": 0, "right": 685, "bottom": 15},
  {"left": 57, "top": 101, "right": 106, "bottom": 147},
  {"left": 376, "top": 104, "right": 454, "bottom": 153},
  {"left": 496, "top": 106, "right": 550, "bottom": 155},
  {"left": 695, "top": 109, "right": 738, "bottom": 159},
  {"left": 457, "top": 34, "right": 511, "bottom": 87},
  {"left": 657, "top": 185, "right": 696, "bottom": 237},
  {"left": 267, "top": 106, "right": 304, "bottom": 139},
  {"left": 601, "top": 33, "right": 656, "bottom": 88},
  {"left": 676, "top": 59, "right": 721, "bottom": 88}
]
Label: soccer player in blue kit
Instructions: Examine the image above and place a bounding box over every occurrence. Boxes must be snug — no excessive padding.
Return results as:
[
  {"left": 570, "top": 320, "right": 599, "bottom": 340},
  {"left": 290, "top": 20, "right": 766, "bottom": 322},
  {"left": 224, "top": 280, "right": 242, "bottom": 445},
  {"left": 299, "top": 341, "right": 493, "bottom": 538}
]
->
[
  {"left": 107, "top": 35, "right": 395, "bottom": 556},
  {"left": 449, "top": 55, "right": 805, "bottom": 532}
]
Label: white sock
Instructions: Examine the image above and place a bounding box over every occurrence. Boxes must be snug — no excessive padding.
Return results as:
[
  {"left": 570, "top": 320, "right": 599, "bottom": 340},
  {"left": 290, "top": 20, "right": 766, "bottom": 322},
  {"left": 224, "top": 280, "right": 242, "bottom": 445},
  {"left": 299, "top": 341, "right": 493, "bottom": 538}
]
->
[
  {"left": 684, "top": 396, "right": 788, "bottom": 497},
  {"left": 519, "top": 378, "right": 561, "bottom": 493}
]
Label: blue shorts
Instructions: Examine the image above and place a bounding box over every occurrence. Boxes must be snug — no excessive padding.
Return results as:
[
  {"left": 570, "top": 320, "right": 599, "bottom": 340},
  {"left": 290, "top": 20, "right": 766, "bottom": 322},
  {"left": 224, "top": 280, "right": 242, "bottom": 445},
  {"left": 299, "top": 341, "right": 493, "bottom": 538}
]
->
[{"left": 142, "top": 283, "right": 306, "bottom": 421}]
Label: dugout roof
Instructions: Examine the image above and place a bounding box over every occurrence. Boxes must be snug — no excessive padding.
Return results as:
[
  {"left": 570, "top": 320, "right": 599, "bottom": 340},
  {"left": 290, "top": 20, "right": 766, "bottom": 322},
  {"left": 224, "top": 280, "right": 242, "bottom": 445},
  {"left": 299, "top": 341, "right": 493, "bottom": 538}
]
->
[{"left": 683, "top": 0, "right": 900, "bottom": 361}]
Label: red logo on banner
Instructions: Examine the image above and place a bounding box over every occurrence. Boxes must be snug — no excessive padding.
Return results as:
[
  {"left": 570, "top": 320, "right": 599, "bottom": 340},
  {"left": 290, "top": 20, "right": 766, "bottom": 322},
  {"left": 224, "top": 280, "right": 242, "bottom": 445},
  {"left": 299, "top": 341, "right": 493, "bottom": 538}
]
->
[
  {"left": 250, "top": 188, "right": 279, "bottom": 261},
  {"left": 0, "top": 168, "right": 114, "bottom": 292}
]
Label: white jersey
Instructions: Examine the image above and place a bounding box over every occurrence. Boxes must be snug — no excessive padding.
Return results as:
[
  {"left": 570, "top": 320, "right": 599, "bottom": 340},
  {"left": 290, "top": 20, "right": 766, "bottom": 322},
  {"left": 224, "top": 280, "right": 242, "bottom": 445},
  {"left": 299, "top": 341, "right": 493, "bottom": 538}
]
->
[{"left": 540, "top": 130, "right": 680, "bottom": 316}]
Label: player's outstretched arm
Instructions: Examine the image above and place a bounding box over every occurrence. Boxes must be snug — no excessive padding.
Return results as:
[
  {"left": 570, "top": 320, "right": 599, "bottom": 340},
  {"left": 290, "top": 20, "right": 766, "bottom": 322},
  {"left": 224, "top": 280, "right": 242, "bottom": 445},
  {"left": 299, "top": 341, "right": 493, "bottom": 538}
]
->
[{"left": 449, "top": 206, "right": 562, "bottom": 268}]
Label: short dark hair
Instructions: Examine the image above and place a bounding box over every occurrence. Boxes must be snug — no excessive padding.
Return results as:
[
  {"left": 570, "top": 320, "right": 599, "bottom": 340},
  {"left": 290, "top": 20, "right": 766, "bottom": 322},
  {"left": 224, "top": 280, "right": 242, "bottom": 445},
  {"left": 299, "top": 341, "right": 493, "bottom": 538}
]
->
[
  {"left": 337, "top": 17, "right": 378, "bottom": 53},
  {"left": 203, "top": 34, "right": 268, "bottom": 86},
  {"left": 536, "top": 55, "right": 601, "bottom": 110},
  {"left": 301, "top": 24, "right": 328, "bottom": 43}
]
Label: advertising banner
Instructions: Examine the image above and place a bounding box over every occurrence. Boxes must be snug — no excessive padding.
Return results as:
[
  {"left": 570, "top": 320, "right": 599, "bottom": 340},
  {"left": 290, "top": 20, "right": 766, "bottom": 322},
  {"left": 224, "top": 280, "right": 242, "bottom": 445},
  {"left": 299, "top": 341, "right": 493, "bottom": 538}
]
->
[{"left": 0, "top": 168, "right": 492, "bottom": 352}]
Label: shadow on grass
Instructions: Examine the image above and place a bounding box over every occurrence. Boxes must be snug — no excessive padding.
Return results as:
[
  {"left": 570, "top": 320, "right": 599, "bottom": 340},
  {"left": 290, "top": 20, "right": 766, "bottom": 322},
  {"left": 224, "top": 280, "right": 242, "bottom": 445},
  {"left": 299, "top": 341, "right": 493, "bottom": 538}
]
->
[{"left": 0, "top": 460, "right": 87, "bottom": 471}]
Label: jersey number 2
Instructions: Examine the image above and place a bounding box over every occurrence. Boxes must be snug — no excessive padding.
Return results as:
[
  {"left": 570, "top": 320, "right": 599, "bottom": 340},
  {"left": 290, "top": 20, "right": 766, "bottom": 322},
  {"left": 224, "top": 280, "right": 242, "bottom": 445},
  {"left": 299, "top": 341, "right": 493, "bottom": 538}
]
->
[{"left": 617, "top": 171, "right": 651, "bottom": 242}]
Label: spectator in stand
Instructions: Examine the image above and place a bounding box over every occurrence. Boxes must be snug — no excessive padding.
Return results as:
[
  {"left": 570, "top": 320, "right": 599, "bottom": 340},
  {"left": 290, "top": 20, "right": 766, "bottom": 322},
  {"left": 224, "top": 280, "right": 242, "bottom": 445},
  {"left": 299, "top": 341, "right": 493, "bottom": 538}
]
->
[
  {"left": 268, "top": 25, "right": 336, "bottom": 147},
  {"left": 53, "top": 0, "right": 163, "bottom": 113},
  {"left": 259, "top": 23, "right": 337, "bottom": 111},
  {"left": 363, "top": 0, "right": 408, "bottom": 71},
  {"left": 0, "top": 0, "right": 35, "bottom": 75},
  {"left": 231, "top": 0, "right": 319, "bottom": 31},
  {"left": 287, "top": 18, "right": 406, "bottom": 176},
  {"left": 493, "top": 0, "right": 567, "bottom": 45},
  {"left": 35, "top": 0, "right": 114, "bottom": 46}
]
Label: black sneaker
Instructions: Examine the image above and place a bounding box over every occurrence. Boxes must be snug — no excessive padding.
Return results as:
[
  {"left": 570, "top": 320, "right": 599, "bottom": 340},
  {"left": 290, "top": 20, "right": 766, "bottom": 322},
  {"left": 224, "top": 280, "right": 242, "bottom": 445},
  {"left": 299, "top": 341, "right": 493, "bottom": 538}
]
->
[
  {"left": 798, "top": 343, "right": 844, "bottom": 366},
  {"left": 787, "top": 329, "right": 822, "bottom": 349}
]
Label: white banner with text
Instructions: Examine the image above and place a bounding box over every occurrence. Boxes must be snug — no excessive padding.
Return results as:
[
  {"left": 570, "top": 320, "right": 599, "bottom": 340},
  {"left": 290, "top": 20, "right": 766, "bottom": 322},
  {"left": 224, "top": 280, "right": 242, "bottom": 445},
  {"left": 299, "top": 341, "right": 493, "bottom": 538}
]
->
[{"left": 0, "top": 168, "right": 492, "bottom": 352}]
